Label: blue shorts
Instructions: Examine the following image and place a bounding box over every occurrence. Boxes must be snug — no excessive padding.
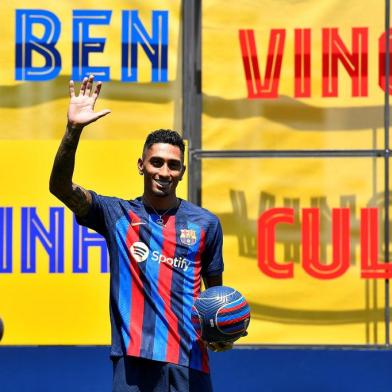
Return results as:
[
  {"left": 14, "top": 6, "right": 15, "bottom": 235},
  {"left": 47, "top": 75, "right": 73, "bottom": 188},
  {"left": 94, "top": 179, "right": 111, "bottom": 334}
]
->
[{"left": 112, "top": 356, "right": 213, "bottom": 392}]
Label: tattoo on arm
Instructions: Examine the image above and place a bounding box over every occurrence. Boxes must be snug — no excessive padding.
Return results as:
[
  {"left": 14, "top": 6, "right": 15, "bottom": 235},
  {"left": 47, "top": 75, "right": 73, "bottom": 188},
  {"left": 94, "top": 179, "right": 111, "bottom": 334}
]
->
[
  {"left": 66, "top": 184, "right": 92, "bottom": 217},
  {"left": 50, "top": 126, "right": 92, "bottom": 216}
]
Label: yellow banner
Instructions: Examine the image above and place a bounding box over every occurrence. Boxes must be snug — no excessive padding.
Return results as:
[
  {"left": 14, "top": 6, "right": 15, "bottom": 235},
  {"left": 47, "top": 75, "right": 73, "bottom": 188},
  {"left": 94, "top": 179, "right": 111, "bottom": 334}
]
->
[
  {"left": 0, "top": 140, "right": 187, "bottom": 344},
  {"left": 0, "top": 0, "right": 388, "bottom": 347},
  {"left": 0, "top": 0, "right": 183, "bottom": 344},
  {"left": 202, "top": 0, "right": 384, "bottom": 150},
  {"left": 0, "top": 0, "right": 182, "bottom": 140},
  {"left": 202, "top": 0, "right": 387, "bottom": 345}
]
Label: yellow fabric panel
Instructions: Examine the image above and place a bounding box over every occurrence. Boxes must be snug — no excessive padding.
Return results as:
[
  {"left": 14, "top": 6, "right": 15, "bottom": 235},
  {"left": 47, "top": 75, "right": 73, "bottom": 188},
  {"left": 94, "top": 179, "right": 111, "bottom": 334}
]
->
[
  {"left": 0, "top": 1, "right": 182, "bottom": 140},
  {"left": 202, "top": 0, "right": 384, "bottom": 150},
  {"left": 203, "top": 157, "right": 386, "bottom": 344},
  {"left": 0, "top": 140, "right": 187, "bottom": 344}
]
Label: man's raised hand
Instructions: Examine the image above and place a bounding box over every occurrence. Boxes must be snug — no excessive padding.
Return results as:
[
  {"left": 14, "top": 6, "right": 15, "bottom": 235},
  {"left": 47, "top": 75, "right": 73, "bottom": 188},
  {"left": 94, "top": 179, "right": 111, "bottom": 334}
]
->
[{"left": 67, "top": 75, "right": 111, "bottom": 129}]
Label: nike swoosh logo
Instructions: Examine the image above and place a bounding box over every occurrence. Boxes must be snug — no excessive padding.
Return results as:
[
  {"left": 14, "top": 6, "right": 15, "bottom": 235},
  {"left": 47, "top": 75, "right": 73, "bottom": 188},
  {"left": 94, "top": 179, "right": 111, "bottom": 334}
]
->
[{"left": 131, "top": 222, "right": 147, "bottom": 226}]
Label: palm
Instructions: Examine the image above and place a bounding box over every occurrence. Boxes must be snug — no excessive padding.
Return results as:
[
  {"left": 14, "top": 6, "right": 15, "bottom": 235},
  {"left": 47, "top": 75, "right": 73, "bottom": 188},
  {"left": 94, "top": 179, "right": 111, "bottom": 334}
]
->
[
  {"left": 68, "top": 95, "right": 97, "bottom": 125},
  {"left": 67, "top": 76, "right": 110, "bottom": 127}
]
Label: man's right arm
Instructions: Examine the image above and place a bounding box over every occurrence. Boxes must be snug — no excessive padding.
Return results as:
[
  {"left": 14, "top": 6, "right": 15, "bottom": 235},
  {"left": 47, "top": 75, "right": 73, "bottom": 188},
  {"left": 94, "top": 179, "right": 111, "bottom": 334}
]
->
[
  {"left": 49, "top": 75, "right": 110, "bottom": 216},
  {"left": 49, "top": 125, "right": 92, "bottom": 217}
]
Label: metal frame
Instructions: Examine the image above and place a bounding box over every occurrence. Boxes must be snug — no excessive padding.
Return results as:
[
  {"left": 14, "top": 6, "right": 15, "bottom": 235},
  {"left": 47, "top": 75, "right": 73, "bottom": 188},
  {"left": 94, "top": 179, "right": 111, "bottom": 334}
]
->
[
  {"left": 191, "top": 149, "right": 386, "bottom": 159},
  {"left": 182, "top": 0, "right": 202, "bottom": 205},
  {"left": 384, "top": 0, "right": 390, "bottom": 346},
  {"left": 182, "top": 0, "right": 391, "bottom": 345}
]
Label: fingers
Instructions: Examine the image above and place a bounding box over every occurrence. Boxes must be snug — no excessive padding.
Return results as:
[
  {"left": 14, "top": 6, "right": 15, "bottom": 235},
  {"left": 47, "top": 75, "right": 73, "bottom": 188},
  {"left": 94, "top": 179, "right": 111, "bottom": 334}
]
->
[
  {"left": 67, "top": 75, "right": 110, "bottom": 127},
  {"left": 95, "top": 109, "right": 111, "bottom": 120},
  {"left": 69, "top": 80, "right": 75, "bottom": 98},
  {"left": 87, "top": 110, "right": 111, "bottom": 125},
  {"left": 85, "top": 74, "right": 94, "bottom": 95},
  {"left": 75, "top": 75, "right": 100, "bottom": 98},
  {"left": 207, "top": 341, "right": 234, "bottom": 352},
  {"left": 92, "top": 81, "right": 103, "bottom": 103},
  {"left": 79, "top": 77, "right": 88, "bottom": 95},
  {"left": 207, "top": 343, "right": 220, "bottom": 352}
]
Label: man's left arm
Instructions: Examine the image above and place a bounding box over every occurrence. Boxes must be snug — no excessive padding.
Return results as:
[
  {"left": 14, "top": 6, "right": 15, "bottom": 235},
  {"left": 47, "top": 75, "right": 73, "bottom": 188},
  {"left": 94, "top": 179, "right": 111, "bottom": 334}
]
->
[
  {"left": 202, "top": 218, "right": 233, "bottom": 352},
  {"left": 203, "top": 274, "right": 222, "bottom": 288}
]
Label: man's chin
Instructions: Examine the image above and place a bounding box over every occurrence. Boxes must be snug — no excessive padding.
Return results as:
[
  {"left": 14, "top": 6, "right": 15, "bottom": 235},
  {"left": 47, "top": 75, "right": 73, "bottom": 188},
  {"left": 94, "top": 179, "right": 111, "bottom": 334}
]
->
[{"left": 151, "top": 189, "right": 170, "bottom": 198}]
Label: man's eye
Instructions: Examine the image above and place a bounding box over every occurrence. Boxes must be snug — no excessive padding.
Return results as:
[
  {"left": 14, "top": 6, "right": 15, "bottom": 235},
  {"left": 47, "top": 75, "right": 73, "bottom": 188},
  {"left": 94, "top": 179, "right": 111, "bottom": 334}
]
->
[
  {"left": 151, "top": 159, "right": 163, "bottom": 167},
  {"left": 169, "top": 162, "right": 181, "bottom": 170}
]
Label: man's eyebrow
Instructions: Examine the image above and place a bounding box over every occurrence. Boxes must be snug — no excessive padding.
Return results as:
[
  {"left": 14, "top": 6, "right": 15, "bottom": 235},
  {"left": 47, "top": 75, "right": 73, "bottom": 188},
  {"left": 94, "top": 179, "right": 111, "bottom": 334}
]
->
[{"left": 149, "top": 156, "right": 181, "bottom": 161}]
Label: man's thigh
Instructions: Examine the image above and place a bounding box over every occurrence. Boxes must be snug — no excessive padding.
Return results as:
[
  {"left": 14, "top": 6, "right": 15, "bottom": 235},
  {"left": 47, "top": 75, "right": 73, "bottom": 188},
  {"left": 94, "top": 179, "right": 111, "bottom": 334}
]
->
[
  {"left": 112, "top": 356, "right": 167, "bottom": 392},
  {"left": 112, "top": 356, "right": 213, "bottom": 392},
  {"left": 168, "top": 362, "right": 213, "bottom": 392}
]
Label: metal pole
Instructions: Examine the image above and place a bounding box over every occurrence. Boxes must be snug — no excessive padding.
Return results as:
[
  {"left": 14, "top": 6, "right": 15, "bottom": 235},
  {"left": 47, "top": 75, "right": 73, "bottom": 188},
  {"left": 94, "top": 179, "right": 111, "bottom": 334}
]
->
[
  {"left": 191, "top": 149, "right": 384, "bottom": 159},
  {"left": 182, "top": 0, "right": 202, "bottom": 206},
  {"left": 384, "top": 0, "right": 391, "bottom": 346}
]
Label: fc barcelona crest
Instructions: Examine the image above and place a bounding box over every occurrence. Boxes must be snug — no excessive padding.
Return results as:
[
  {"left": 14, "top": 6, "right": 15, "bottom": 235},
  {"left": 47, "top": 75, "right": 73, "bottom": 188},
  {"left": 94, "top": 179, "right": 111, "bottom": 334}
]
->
[{"left": 180, "top": 229, "right": 197, "bottom": 246}]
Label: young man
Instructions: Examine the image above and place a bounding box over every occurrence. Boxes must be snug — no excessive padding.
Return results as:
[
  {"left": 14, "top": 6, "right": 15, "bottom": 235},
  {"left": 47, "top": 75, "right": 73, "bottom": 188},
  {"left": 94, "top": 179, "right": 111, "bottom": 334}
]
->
[{"left": 49, "top": 75, "right": 229, "bottom": 391}]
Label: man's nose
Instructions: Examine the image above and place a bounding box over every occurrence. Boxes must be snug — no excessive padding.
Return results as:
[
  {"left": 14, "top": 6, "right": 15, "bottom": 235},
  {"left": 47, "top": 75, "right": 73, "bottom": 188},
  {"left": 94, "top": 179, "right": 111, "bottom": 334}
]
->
[{"left": 159, "top": 164, "right": 170, "bottom": 177}]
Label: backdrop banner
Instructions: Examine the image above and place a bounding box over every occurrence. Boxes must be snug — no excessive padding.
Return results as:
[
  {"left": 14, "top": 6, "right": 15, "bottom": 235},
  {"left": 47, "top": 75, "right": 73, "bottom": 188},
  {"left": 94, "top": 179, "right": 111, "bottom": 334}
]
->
[
  {"left": 0, "top": 140, "right": 187, "bottom": 344},
  {"left": 0, "top": 0, "right": 183, "bottom": 344},
  {"left": 0, "top": 0, "right": 389, "bottom": 346},
  {"left": 201, "top": 0, "right": 387, "bottom": 345}
]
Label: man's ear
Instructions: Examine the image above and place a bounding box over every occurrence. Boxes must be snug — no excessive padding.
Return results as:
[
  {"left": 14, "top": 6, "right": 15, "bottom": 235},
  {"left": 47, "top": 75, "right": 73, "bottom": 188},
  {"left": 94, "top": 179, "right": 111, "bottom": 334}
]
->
[
  {"left": 179, "top": 165, "right": 186, "bottom": 181},
  {"left": 137, "top": 158, "right": 144, "bottom": 175}
]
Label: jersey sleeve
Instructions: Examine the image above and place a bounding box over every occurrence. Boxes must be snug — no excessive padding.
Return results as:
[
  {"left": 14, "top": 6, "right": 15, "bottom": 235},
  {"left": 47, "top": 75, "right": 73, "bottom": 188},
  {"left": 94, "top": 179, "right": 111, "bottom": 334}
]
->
[
  {"left": 201, "top": 216, "right": 224, "bottom": 277},
  {"left": 75, "top": 191, "right": 109, "bottom": 236}
]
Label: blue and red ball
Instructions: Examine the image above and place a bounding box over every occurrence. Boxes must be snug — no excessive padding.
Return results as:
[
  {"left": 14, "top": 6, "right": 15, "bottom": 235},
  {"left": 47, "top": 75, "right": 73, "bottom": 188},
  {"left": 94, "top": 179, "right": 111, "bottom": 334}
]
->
[{"left": 191, "top": 286, "right": 250, "bottom": 343}]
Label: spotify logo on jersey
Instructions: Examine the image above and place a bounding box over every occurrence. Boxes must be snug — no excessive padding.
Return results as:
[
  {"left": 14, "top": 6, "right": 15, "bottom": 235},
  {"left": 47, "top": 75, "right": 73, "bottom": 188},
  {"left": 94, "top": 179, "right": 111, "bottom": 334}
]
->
[
  {"left": 129, "top": 242, "right": 190, "bottom": 271},
  {"left": 130, "top": 242, "right": 149, "bottom": 262}
]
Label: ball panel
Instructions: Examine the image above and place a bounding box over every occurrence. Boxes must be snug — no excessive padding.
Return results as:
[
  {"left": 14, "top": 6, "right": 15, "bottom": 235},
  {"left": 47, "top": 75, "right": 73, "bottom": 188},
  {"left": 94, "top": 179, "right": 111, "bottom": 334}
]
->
[
  {"left": 192, "top": 286, "right": 250, "bottom": 343},
  {"left": 197, "top": 285, "right": 237, "bottom": 299},
  {"left": 216, "top": 297, "right": 250, "bottom": 336}
]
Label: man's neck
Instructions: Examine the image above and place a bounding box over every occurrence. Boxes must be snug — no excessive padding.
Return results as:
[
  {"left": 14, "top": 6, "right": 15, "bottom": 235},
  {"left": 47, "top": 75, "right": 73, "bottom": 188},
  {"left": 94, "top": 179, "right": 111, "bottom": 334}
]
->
[{"left": 142, "top": 193, "right": 179, "bottom": 211}]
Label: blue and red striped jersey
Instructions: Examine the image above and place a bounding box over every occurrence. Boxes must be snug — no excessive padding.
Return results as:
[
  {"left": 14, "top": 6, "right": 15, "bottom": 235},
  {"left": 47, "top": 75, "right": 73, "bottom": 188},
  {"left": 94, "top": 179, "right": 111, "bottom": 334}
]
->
[{"left": 76, "top": 192, "right": 224, "bottom": 373}]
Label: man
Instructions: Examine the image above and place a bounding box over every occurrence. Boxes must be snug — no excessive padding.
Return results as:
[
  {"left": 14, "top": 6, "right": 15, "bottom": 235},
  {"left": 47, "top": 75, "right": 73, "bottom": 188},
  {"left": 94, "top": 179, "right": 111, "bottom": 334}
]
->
[{"left": 49, "top": 75, "right": 228, "bottom": 391}]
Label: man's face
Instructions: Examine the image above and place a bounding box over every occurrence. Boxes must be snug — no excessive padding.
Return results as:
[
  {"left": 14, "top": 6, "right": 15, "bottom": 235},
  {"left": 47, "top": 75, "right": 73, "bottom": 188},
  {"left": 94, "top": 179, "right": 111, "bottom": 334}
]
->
[{"left": 138, "top": 143, "right": 186, "bottom": 198}]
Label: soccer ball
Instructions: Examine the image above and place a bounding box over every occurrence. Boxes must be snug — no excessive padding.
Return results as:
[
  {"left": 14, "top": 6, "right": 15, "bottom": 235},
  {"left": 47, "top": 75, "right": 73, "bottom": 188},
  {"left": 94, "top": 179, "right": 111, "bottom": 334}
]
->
[{"left": 191, "top": 286, "right": 250, "bottom": 343}]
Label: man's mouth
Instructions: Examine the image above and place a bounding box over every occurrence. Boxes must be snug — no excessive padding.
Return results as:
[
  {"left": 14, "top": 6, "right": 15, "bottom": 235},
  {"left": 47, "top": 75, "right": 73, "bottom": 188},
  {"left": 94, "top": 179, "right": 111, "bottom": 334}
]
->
[{"left": 154, "top": 179, "right": 171, "bottom": 187}]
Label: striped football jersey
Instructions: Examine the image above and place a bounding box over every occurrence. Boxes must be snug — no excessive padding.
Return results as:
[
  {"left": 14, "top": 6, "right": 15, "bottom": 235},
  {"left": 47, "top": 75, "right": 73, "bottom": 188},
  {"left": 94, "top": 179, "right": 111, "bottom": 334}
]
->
[{"left": 76, "top": 192, "right": 224, "bottom": 373}]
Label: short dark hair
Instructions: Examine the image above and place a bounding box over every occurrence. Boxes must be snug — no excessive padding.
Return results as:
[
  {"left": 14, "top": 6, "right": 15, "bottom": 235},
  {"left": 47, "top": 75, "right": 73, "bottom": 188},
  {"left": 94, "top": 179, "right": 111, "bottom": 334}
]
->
[{"left": 143, "top": 129, "right": 185, "bottom": 156}]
